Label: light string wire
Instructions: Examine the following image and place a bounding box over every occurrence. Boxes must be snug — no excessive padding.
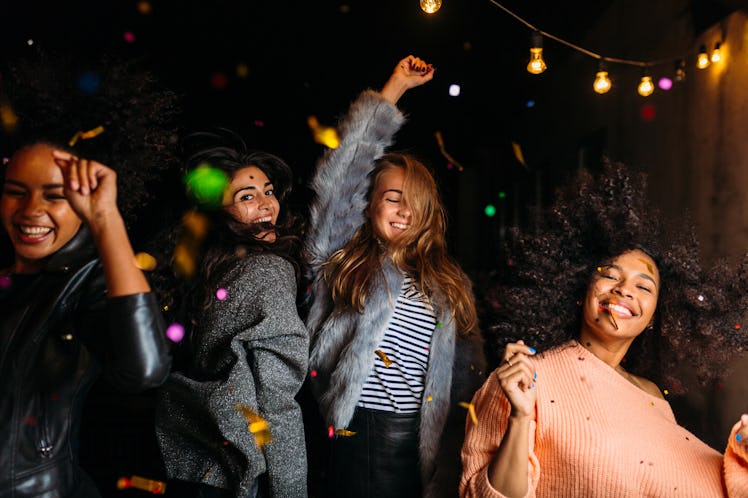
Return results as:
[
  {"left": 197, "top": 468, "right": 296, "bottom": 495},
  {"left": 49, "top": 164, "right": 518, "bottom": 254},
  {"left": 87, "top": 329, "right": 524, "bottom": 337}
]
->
[{"left": 487, "top": 0, "right": 697, "bottom": 69}]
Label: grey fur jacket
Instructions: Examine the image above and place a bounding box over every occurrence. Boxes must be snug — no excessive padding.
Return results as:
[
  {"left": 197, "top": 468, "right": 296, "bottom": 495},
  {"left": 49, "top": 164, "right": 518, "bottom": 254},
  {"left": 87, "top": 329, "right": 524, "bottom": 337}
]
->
[
  {"left": 305, "top": 90, "right": 487, "bottom": 498},
  {"left": 156, "top": 254, "right": 308, "bottom": 498}
]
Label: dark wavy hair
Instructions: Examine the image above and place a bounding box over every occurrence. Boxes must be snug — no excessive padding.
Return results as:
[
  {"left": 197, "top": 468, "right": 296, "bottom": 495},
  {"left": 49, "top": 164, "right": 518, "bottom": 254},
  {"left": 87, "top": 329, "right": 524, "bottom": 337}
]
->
[
  {"left": 487, "top": 158, "right": 748, "bottom": 393},
  {"left": 151, "top": 129, "right": 304, "bottom": 363}
]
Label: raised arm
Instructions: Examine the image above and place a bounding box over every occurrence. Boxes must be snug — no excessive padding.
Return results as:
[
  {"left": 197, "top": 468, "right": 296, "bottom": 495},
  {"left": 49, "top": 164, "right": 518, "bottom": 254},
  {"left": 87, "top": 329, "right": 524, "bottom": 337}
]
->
[
  {"left": 725, "top": 413, "right": 748, "bottom": 497},
  {"left": 305, "top": 55, "right": 434, "bottom": 272},
  {"left": 53, "top": 149, "right": 149, "bottom": 296}
]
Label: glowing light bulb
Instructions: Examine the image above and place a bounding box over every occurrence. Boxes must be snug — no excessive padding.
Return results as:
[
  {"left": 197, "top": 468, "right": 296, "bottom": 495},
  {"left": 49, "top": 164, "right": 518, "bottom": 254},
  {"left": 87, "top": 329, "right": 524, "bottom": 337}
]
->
[
  {"left": 674, "top": 59, "right": 686, "bottom": 82},
  {"left": 711, "top": 42, "right": 722, "bottom": 63},
  {"left": 637, "top": 75, "right": 654, "bottom": 97},
  {"left": 697, "top": 45, "right": 710, "bottom": 69},
  {"left": 593, "top": 64, "right": 611, "bottom": 94},
  {"left": 526, "top": 31, "right": 547, "bottom": 75},
  {"left": 420, "top": 0, "right": 441, "bottom": 14}
]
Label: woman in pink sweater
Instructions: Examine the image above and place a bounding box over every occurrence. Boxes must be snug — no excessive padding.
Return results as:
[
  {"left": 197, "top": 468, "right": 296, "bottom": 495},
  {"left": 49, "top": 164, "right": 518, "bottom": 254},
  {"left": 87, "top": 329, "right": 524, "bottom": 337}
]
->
[{"left": 461, "top": 160, "right": 748, "bottom": 498}]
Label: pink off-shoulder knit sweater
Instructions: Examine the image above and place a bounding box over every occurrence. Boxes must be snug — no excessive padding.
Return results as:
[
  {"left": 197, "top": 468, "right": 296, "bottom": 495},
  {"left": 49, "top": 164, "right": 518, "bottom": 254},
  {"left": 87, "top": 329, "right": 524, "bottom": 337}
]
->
[{"left": 460, "top": 341, "right": 748, "bottom": 498}]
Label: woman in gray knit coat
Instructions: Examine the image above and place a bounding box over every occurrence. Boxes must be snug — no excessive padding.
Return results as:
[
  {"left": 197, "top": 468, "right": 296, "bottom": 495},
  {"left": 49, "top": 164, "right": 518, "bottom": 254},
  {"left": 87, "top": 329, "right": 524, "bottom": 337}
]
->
[
  {"left": 155, "top": 130, "right": 308, "bottom": 498},
  {"left": 305, "top": 56, "right": 486, "bottom": 498}
]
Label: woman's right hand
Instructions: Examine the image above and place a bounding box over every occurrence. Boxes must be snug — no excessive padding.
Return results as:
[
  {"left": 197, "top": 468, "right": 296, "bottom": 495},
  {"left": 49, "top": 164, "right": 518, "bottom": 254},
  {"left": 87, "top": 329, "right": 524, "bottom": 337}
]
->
[
  {"left": 380, "top": 55, "right": 435, "bottom": 104},
  {"left": 496, "top": 340, "right": 537, "bottom": 418}
]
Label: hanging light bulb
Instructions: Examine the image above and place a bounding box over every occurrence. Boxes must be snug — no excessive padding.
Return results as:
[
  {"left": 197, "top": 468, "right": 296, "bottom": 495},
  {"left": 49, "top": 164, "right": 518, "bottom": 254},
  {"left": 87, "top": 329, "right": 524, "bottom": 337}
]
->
[
  {"left": 419, "top": 0, "right": 441, "bottom": 14},
  {"left": 526, "top": 31, "right": 547, "bottom": 75},
  {"left": 674, "top": 59, "right": 686, "bottom": 82},
  {"left": 696, "top": 44, "right": 710, "bottom": 69},
  {"left": 593, "top": 60, "right": 611, "bottom": 94},
  {"left": 637, "top": 73, "right": 654, "bottom": 97},
  {"left": 711, "top": 41, "right": 722, "bottom": 63}
]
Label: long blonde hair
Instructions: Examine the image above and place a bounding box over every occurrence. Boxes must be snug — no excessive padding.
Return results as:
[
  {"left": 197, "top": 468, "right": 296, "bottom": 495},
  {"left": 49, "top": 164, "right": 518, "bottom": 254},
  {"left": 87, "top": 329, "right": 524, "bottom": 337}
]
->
[{"left": 323, "top": 153, "right": 478, "bottom": 335}]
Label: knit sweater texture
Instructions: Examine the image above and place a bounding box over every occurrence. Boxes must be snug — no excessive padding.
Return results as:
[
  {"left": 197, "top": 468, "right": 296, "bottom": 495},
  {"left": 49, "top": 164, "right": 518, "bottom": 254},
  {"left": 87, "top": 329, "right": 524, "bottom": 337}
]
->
[
  {"left": 460, "top": 341, "right": 748, "bottom": 498},
  {"left": 156, "top": 254, "right": 308, "bottom": 498}
]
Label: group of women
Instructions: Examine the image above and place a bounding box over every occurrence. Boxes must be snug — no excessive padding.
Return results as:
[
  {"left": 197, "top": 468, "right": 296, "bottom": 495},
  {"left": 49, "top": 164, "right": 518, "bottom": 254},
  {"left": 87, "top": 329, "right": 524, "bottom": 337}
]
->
[{"left": 2, "top": 52, "right": 747, "bottom": 498}]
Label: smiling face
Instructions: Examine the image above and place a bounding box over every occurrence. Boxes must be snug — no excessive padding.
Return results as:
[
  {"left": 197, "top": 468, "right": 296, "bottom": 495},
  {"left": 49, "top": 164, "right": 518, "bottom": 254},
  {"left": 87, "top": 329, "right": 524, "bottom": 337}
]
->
[
  {"left": 369, "top": 166, "right": 411, "bottom": 244},
  {"left": 1, "top": 143, "right": 83, "bottom": 273},
  {"left": 222, "top": 165, "right": 279, "bottom": 240},
  {"left": 580, "top": 249, "right": 660, "bottom": 347}
]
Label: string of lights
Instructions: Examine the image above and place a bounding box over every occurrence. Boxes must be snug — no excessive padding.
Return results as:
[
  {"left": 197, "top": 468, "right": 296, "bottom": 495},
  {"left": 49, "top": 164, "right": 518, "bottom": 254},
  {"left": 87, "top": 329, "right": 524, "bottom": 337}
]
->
[{"left": 419, "top": 0, "right": 726, "bottom": 96}]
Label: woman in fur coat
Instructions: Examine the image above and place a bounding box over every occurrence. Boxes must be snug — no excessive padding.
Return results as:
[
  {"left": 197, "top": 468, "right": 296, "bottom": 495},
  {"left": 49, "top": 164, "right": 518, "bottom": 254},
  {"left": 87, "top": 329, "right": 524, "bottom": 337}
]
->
[{"left": 304, "top": 55, "right": 487, "bottom": 498}]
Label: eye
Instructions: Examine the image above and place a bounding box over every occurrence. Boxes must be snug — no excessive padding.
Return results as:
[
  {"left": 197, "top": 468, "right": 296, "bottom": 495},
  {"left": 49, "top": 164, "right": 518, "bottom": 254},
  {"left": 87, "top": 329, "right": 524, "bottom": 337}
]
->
[
  {"left": 385, "top": 197, "right": 401, "bottom": 203},
  {"left": 637, "top": 285, "right": 653, "bottom": 293},
  {"left": 2, "top": 188, "right": 24, "bottom": 197},
  {"left": 265, "top": 189, "right": 274, "bottom": 196},
  {"left": 239, "top": 193, "right": 254, "bottom": 202},
  {"left": 45, "top": 193, "right": 66, "bottom": 201}
]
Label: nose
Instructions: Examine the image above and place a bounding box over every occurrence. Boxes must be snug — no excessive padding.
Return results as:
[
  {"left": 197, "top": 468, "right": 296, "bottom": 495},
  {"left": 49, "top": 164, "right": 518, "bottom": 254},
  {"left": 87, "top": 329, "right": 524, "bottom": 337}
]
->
[
  {"left": 612, "top": 280, "right": 633, "bottom": 298},
  {"left": 20, "top": 193, "right": 44, "bottom": 218},
  {"left": 397, "top": 203, "right": 411, "bottom": 219}
]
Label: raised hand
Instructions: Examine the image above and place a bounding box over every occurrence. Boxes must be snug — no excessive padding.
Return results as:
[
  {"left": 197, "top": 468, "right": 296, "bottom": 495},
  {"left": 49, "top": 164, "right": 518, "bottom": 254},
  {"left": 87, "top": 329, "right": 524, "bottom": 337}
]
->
[
  {"left": 381, "top": 54, "right": 435, "bottom": 104},
  {"left": 496, "top": 340, "right": 537, "bottom": 418},
  {"left": 51, "top": 150, "right": 119, "bottom": 227}
]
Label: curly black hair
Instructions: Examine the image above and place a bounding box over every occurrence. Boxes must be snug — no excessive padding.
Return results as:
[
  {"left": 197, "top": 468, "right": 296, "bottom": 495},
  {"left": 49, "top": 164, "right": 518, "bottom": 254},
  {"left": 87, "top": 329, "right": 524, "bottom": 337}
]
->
[
  {"left": 0, "top": 47, "right": 181, "bottom": 228},
  {"left": 486, "top": 158, "right": 748, "bottom": 393}
]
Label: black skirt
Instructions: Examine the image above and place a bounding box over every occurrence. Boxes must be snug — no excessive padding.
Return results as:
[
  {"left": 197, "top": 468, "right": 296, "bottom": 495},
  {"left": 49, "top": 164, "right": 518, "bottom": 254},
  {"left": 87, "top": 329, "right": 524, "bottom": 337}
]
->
[{"left": 328, "top": 407, "right": 422, "bottom": 498}]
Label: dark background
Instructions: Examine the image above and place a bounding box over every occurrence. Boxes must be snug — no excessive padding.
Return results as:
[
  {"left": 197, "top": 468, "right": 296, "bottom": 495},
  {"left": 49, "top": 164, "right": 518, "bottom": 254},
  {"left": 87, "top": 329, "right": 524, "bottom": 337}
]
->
[{"left": 1, "top": 1, "right": 743, "bottom": 496}]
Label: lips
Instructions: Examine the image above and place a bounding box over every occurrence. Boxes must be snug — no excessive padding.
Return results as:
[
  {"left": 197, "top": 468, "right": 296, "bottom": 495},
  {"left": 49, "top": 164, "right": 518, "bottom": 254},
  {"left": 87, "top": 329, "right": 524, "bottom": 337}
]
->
[
  {"left": 16, "top": 225, "right": 53, "bottom": 242},
  {"left": 600, "top": 301, "right": 635, "bottom": 317}
]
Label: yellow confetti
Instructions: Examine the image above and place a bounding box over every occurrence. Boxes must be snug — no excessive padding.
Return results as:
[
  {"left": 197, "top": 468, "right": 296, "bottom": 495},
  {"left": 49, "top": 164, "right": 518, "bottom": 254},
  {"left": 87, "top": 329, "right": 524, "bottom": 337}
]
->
[
  {"left": 307, "top": 116, "right": 340, "bottom": 149},
  {"left": 459, "top": 401, "right": 478, "bottom": 426},
  {"left": 434, "top": 131, "right": 464, "bottom": 171},
  {"left": 426, "top": 396, "right": 433, "bottom": 402},
  {"left": 335, "top": 428, "right": 357, "bottom": 437},
  {"left": 638, "top": 258, "right": 654, "bottom": 275},
  {"left": 116, "top": 475, "right": 166, "bottom": 494},
  {"left": 511, "top": 141, "right": 528, "bottom": 169},
  {"left": 68, "top": 125, "right": 105, "bottom": 146},
  {"left": 375, "top": 349, "right": 392, "bottom": 368},
  {"left": 0, "top": 101, "right": 19, "bottom": 133},
  {"left": 235, "top": 404, "right": 272, "bottom": 446},
  {"left": 134, "top": 252, "right": 157, "bottom": 271}
]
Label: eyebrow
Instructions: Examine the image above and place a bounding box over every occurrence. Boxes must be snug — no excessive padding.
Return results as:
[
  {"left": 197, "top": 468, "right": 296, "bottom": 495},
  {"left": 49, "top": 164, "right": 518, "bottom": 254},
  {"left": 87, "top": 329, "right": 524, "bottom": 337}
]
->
[
  {"left": 605, "top": 264, "right": 658, "bottom": 287},
  {"left": 4, "top": 179, "right": 64, "bottom": 189},
  {"left": 232, "top": 181, "right": 272, "bottom": 198},
  {"left": 383, "top": 189, "right": 402, "bottom": 195}
]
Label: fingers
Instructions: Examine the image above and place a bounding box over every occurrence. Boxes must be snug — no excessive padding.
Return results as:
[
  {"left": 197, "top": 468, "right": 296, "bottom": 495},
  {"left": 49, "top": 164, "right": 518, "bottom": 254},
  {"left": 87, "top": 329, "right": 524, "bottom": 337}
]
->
[
  {"left": 400, "top": 55, "right": 435, "bottom": 75},
  {"left": 498, "top": 341, "right": 537, "bottom": 391},
  {"left": 52, "top": 150, "right": 104, "bottom": 195},
  {"left": 737, "top": 414, "right": 748, "bottom": 448}
]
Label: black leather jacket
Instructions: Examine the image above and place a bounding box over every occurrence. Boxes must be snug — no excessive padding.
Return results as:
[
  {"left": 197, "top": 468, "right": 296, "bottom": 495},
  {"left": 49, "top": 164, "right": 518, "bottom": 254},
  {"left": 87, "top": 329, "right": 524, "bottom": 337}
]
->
[{"left": 0, "top": 228, "right": 172, "bottom": 498}]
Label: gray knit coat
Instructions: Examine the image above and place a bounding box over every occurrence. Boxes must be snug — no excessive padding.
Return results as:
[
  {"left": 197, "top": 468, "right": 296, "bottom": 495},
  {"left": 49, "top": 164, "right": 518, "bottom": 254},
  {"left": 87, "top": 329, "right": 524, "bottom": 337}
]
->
[
  {"left": 305, "top": 90, "right": 487, "bottom": 498},
  {"left": 156, "top": 254, "right": 308, "bottom": 498}
]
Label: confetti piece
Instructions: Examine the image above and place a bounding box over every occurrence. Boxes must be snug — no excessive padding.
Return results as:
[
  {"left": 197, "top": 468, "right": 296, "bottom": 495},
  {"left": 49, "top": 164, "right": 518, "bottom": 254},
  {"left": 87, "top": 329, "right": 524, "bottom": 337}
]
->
[
  {"left": 134, "top": 252, "right": 157, "bottom": 271},
  {"left": 459, "top": 402, "right": 478, "bottom": 426},
  {"left": 328, "top": 425, "right": 335, "bottom": 438},
  {"left": 737, "top": 434, "right": 743, "bottom": 442},
  {"left": 235, "top": 404, "right": 272, "bottom": 446},
  {"left": 511, "top": 141, "right": 528, "bottom": 169},
  {"left": 697, "top": 295, "right": 704, "bottom": 301},
  {"left": 68, "top": 125, "right": 105, "bottom": 146},
  {"left": 116, "top": 475, "right": 166, "bottom": 494},
  {"left": 335, "top": 429, "right": 357, "bottom": 437},
  {"left": 123, "top": 31, "right": 136, "bottom": 43},
  {"left": 637, "top": 258, "right": 654, "bottom": 275},
  {"left": 434, "top": 131, "right": 464, "bottom": 171},
  {"left": 426, "top": 396, "right": 433, "bottom": 402},
  {"left": 0, "top": 275, "right": 11, "bottom": 289},
  {"left": 735, "top": 324, "right": 742, "bottom": 330},
  {"left": 165, "top": 323, "right": 185, "bottom": 343},
  {"left": 184, "top": 164, "right": 230, "bottom": 208},
  {"left": 310, "top": 370, "right": 318, "bottom": 378},
  {"left": 0, "top": 101, "right": 19, "bottom": 133},
  {"left": 375, "top": 349, "right": 392, "bottom": 367},
  {"left": 596, "top": 266, "right": 602, "bottom": 272},
  {"left": 216, "top": 288, "right": 228, "bottom": 300},
  {"left": 307, "top": 116, "right": 340, "bottom": 149}
]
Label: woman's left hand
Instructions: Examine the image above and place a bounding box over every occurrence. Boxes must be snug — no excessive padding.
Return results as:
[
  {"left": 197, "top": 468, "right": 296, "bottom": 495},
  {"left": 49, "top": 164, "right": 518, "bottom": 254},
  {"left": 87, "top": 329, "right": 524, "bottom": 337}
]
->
[
  {"left": 737, "top": 413, "right": 748, "bottom": 450},
  {"left": 52, "top": 150, "right": 120, "bottom": 226}
]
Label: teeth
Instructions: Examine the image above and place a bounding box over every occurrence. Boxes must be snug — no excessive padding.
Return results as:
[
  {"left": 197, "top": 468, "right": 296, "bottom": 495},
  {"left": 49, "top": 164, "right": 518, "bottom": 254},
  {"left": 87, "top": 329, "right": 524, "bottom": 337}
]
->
[
  {"left": 254, "top": 216, "right": 272, "bottom": 223},
  {"left": 603, "top": 303, "right": 633, "bottom": 316},
  {"left": 391, "top": 223, "right": 409, "bottom": 230},
  {"left": 19, "top": 226, "right": 52, "bottom": 236}
]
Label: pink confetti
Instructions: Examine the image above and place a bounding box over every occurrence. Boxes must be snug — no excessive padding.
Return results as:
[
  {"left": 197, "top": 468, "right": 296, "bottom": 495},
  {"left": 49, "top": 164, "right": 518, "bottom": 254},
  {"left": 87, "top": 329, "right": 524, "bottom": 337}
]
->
[
  {"left": 166, "top": 323, "right": 185, "bottom": 342},
  {"left": 123, "top": 31, "right": 136, "bottom": 43},
  {"left": 216, "top": 288, "right": 228, "bottom": 300}
]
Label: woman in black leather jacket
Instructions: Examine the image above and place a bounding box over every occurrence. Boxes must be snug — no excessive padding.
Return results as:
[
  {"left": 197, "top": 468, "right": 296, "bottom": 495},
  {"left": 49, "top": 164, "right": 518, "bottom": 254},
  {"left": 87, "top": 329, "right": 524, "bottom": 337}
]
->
[{"left": 0, "top": 142, "right": 172, "bottom": 497}]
